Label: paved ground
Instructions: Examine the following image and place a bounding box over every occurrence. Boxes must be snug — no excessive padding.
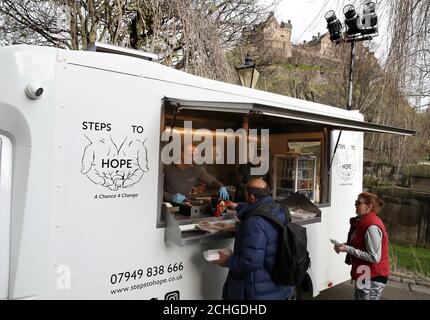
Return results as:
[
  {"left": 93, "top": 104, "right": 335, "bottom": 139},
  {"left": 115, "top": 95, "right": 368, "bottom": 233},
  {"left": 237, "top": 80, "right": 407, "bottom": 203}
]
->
[{"left": 313, "top": 279, "right": 430, "bottom": 300}]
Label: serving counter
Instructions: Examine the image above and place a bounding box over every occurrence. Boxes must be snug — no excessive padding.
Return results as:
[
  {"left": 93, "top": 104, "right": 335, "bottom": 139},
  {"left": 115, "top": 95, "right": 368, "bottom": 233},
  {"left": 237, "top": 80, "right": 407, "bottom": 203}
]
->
[{"left": 164, "top": 203, "right": 237, "bottom": 246}]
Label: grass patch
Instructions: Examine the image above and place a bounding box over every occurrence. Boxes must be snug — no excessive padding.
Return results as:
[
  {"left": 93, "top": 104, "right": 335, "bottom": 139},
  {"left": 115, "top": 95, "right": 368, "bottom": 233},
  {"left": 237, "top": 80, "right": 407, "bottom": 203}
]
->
[
  {"left": 297, "top": 64, "right": 321, "bottom": 71},
  {"left": 278, "top": 63, "right": 295, "bottom": 71},
  {"left": 389, "top": 243, "right": 430, "bottom": 279}
]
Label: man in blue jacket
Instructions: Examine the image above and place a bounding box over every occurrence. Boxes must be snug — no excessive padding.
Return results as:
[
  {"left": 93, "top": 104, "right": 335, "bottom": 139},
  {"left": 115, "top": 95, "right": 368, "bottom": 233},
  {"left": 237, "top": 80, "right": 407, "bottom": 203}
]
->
[{"left": 214, "top": 178, "right": 294, "bottom": 300}]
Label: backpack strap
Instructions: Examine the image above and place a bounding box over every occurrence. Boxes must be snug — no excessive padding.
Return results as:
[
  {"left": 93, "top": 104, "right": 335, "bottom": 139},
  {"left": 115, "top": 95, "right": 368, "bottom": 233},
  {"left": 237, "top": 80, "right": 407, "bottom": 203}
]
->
[{"left": 247, "top": 201, "right": 285, "bottom": 229}]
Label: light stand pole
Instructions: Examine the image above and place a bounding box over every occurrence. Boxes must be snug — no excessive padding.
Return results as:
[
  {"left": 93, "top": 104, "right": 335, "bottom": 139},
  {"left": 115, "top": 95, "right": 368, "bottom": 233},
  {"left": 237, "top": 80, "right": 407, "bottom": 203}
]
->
[
  {"left": 329, "top": 41, "right": 356, "bottom": 170},
  {"left": 347, "top": 41, "right": 356, "bottom": 111},
  {"left": 325, "top": 2, "right": 379, "bottom": 171}
]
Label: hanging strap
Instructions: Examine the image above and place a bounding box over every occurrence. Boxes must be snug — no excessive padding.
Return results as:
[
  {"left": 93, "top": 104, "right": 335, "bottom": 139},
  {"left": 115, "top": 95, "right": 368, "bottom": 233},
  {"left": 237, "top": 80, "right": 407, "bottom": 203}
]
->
[{"left": 247, "top": 201, "right": 286, "bottom": 229}]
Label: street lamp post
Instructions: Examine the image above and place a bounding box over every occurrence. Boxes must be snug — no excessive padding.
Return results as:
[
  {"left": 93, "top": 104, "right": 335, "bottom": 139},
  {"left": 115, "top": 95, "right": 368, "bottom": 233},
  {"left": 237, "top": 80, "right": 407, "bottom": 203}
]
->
[
  {"left": 235, "top": 54, "right": 260, "bottom": 89},
  {"left": 235, "top": 54, "right": 259, "bottom": 150}
]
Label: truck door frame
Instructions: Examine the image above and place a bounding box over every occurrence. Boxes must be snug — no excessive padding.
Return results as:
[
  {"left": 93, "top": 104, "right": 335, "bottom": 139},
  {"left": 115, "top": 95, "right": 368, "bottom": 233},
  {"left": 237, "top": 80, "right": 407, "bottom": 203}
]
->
[{"left": 0, "top": 134, "right": 12, "bottom": 299}]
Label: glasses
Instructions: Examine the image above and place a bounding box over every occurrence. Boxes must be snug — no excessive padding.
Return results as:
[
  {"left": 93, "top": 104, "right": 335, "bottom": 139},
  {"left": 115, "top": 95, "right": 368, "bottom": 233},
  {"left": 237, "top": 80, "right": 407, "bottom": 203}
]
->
[{"left": 355, "top": 199, "right": 367, "bottom": 206}]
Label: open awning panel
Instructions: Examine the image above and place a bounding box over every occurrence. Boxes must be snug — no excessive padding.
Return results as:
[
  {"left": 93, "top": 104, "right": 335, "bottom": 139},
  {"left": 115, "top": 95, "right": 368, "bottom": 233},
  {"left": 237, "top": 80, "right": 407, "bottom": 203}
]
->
[
  {"left": 164, "top": 98, "right": 416, "bottom": 136},
  {"left": 165, "top": 98, "right": 253, "bottom": 114}
]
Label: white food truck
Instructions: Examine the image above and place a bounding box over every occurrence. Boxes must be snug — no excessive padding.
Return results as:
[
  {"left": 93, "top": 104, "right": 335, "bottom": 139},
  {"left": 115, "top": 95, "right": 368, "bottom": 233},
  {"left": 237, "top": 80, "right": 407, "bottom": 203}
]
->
[{"left": 0, "top": 44, "right": 414, "bottom": 300}]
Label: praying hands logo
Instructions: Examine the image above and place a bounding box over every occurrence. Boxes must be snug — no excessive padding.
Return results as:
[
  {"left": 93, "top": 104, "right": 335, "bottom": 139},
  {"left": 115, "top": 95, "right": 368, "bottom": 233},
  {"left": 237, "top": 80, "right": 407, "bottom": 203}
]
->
[
  {"left": 81, "top": 134, "right": 149, "bottom": 190},
  {"left": 335, "top": 145, "right": 357, "bottom": 182}
]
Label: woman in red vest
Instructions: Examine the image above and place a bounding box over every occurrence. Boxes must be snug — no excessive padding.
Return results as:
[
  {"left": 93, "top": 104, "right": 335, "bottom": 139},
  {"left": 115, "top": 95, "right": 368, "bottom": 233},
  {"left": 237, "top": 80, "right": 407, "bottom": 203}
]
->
[{"left": 334, "top": 192, "right": 390, "bottom": 300}]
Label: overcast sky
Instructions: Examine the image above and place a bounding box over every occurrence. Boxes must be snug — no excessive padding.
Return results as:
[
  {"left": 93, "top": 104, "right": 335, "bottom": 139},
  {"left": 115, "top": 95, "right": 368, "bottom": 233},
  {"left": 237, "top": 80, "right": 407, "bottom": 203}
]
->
[{"left": 275, "top": 0, "right": 389, "bottom": 61}]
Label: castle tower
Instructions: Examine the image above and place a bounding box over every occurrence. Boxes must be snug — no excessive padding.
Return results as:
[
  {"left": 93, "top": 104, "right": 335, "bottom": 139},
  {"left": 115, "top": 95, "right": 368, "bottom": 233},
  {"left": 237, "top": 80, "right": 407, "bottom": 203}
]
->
[{"left": 262, "top": 13, "right": 293, "bottom": 58}]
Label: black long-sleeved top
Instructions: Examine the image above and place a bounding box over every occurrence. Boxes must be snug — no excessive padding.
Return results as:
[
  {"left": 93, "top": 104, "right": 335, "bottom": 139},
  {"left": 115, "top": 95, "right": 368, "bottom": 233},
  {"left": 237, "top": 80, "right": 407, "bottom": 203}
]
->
[{"left": 163, "top": 164, "right": 223, "bottom": 201}]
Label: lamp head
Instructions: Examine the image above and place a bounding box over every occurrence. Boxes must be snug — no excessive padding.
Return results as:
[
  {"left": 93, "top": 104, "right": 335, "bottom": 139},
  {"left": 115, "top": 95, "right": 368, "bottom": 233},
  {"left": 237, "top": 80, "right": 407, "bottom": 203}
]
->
[
  {"left": 235, "top": 54, "right": 260, "bottom": 89},
  {"left": 325, "top": 10, "right": 343, "bottom": 44},
  {"left": 343, "top": 4, "right": 361, "bottom": 37},
  {"left": 361, "top": 2, "right": 378, "bottom": 35}
]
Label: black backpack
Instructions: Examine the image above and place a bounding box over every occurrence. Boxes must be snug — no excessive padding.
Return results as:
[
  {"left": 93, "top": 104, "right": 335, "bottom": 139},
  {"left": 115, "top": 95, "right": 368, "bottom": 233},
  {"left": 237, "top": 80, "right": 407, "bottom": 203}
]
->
[{"left": 249, "top": 201, "right": 311, "bottom": 286}]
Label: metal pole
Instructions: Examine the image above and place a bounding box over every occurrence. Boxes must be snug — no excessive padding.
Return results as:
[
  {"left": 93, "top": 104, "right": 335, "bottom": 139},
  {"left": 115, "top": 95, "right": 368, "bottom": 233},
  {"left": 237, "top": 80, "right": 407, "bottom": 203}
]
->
[
  {"left": 347, "top": 41, "right": 356, "bottom": 110},
  {"left": 330, "top": 40, "right": 356, "bottom": 172},
  {"left": 250, "top": 67, "right": 254, "bottom": 88},
  {"left": 329, "top": 131, "right": 342, "bottom": 173},
  {"left": 168, "top": 104, "right": 179, "bottom": 143}
]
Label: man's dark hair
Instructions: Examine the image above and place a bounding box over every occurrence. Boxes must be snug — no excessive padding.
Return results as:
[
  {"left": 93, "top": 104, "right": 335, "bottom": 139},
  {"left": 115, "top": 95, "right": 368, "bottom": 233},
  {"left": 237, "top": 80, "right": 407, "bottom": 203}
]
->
[{"left": 246, "top": 184, "right": 271, "bottom": 199}]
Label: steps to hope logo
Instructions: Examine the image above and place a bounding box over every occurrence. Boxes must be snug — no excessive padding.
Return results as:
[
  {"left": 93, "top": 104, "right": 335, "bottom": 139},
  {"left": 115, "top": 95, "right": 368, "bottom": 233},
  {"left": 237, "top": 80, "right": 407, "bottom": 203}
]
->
[
  {"left": 335, "top": 144, "right": 357, "bottom": 184},
  {"left": 80, "top": 121, "right": 149, "bottom": 191}
]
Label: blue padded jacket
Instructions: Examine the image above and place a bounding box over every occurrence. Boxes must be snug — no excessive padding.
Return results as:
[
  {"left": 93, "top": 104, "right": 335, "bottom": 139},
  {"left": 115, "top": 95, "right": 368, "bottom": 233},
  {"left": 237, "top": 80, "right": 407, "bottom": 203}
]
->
[{"left": 222, "top": 196, "right": 294, "bottom": 300}]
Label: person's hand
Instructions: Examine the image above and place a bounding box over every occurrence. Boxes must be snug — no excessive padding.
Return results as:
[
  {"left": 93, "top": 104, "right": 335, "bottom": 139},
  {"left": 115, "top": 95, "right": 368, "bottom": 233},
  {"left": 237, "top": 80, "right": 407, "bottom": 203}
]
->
[
  {"left": 172, "top": 193, "right": 186, "bottom": 203},
  {"left": 218, "top": 186, "right": 229, "bottom": 200},
  {"left": 226, "top": 201, "right": 238, "bottom": 210},
  {"left": 334, "top": 244, "right": 348, "bottom": 254},
  {"left": 213, "top": 249, "right": 232, "bottom": 267}
]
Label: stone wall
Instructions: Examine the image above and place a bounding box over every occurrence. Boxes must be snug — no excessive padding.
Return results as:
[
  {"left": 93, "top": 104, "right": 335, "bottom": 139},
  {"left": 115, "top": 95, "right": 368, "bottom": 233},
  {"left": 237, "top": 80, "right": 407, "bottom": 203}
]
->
[
  {"left": 292, "top": 45, "right": 340, "bottom": 67},
  {"left": 407, "top": 164, "right": 430, "bottom": 191},
  {"left": 367, "top": 187, "right": 430, "bottom": 248}
]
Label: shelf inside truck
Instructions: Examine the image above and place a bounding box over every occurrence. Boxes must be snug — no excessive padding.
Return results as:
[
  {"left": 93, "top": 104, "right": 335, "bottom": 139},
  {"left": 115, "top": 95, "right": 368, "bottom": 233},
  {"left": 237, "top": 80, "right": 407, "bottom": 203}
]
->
[
  {"left": 279, "top": 192, "right": 322, "bottom": 226},
  {"left": 291, "top": 216, "right": 322, "bottom": 226}
]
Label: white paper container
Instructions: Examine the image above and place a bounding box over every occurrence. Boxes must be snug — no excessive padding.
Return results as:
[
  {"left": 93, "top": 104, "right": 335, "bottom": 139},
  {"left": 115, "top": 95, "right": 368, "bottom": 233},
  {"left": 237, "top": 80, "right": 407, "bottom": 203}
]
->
[
  {"left": 203, "top": 249, "right": 220, "bottom": 262},
  {"left": 203, "top": 248, "right": 232, "bottom": 262}
]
